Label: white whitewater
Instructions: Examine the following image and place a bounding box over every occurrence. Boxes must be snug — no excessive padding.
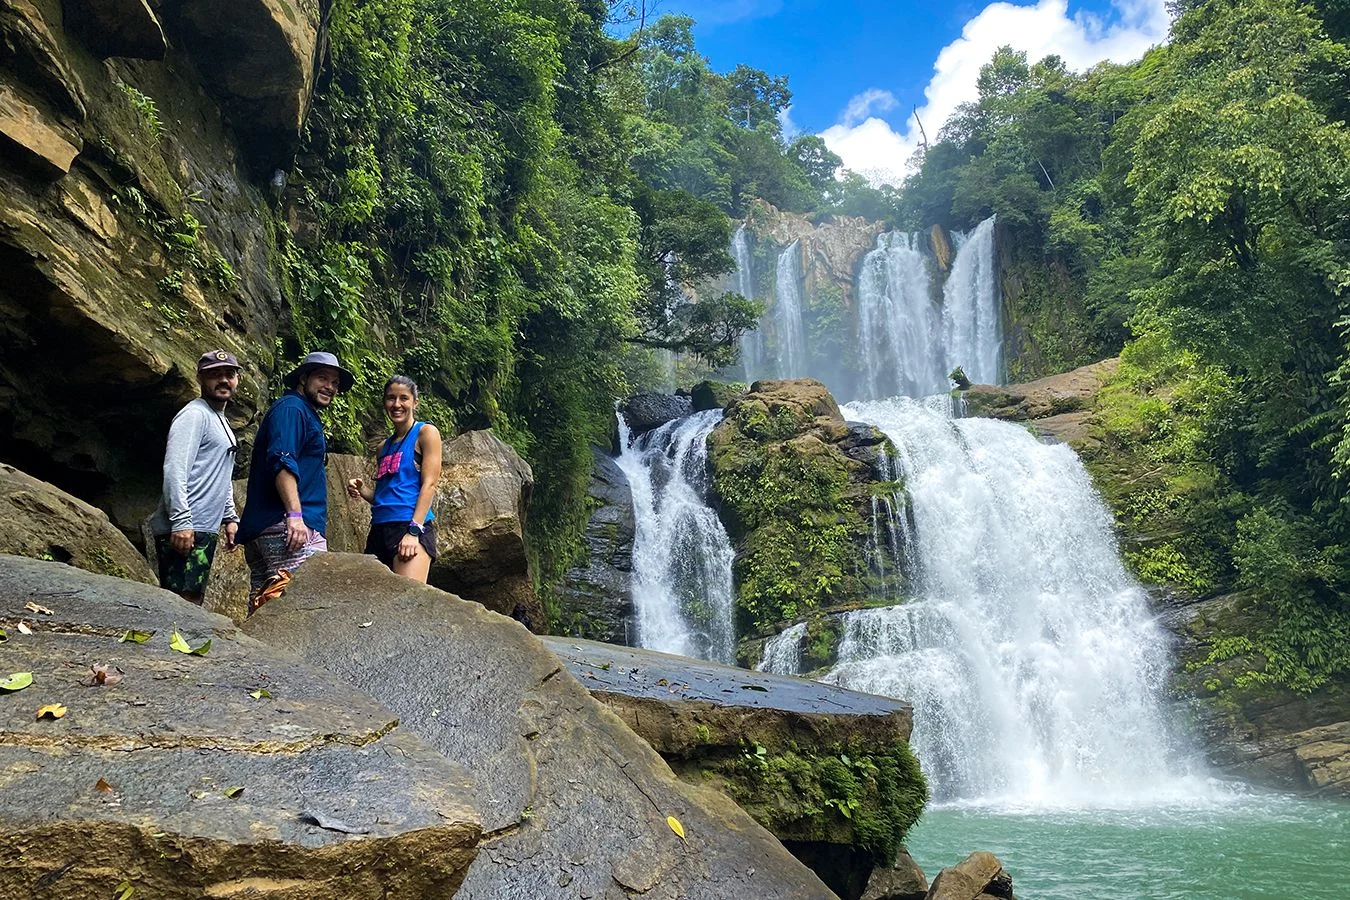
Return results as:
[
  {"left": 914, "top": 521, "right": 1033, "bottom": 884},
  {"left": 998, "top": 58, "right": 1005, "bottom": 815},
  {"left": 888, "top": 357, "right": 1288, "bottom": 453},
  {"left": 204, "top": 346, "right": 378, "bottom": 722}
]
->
[
  {"left": 771, "top": 240, "right": 807, "bottom": 379},
  {"left": 854, "top": 216, "right": 1000, "bottom": 401},
  {"left": 756, "top": 622, "right": 806, "bottom": 674},
  {"left": 829, "top": 396, "right": 1209, "bottom": 807},
  {"left": 617, "top": 410, "right": 737, "bottom": 664}
]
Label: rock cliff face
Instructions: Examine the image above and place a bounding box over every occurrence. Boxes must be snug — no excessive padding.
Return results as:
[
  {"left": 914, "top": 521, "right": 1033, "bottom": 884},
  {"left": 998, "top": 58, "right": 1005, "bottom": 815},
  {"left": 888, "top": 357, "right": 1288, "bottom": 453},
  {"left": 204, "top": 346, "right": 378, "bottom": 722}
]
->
[
  {"left": 707, "top": 379, "right": 903, "bottom": 660},
  {"left": 0, "top": 0, "right": 321, "bottom": 530},
  {"left": 555, "top": 447, "right": 635, "bottom": 643}
]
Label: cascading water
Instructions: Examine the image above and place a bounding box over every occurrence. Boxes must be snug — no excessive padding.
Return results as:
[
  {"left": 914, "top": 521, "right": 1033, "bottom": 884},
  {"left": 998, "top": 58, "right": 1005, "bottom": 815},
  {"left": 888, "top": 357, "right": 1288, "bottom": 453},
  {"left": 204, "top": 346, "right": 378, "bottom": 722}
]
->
[
  {"left": 732, "top": 225, "right": 763, "bottom": 383},
  {"left": 941, "top": 217, "right": 1002, "bottom": 385},
  {"left": 616, "top": 410, "right": 737, "bottom": 664},
  {"left": 856, "top": 231, "right": 942, "bottom": 398},
  {"left": 829, "top": 396, "right": 1205, "bottom": 806},
  {"left": 770, "top": 240, "right": 807, "bottom": 379},
  {"left": 756, "top": 622, "right": 806, "bottom": 674}
]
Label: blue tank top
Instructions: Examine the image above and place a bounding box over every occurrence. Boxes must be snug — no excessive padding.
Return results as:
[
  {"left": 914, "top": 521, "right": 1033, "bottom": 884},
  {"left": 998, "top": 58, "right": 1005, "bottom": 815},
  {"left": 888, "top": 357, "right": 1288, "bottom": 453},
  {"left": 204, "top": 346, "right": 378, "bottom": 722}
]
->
[{"left": 370, "top": 422, "right": 436, "bottom": 525}]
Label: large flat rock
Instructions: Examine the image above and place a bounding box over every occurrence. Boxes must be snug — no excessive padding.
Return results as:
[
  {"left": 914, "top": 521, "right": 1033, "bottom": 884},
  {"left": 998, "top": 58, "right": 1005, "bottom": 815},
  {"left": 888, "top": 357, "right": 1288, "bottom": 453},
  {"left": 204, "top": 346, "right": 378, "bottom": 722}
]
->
[
  {"left": 244, "top": 554, "right": 838, "bottom": 900},
  {"left": 0, "top": 555, "right": 480, "bottom": 898}
]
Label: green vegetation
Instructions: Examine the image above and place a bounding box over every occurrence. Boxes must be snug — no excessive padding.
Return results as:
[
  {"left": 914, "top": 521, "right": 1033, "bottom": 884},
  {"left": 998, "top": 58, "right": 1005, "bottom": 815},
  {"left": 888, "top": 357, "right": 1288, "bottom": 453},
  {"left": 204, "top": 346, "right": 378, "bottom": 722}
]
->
[
  {"left": 115, "top": 81, "right": 163, "bottom": 142},
  {"left": 903, "top": 0, "right": 1350, "bottom": 692}
]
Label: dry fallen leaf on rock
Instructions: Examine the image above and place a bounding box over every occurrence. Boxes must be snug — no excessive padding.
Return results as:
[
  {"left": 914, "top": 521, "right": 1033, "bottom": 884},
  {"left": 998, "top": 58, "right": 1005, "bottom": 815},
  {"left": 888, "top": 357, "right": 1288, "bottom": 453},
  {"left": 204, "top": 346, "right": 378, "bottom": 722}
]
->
[
  {"left": 87, "top": 664, "right": 124, "bottom": 687},
  {"left": 95, "top": 777, "right": 116, "bottom": 794},
  {"left": 23, "top": 601, "right": 53, "bottom": 615},
  {"left": 359, "top": 621, "right": 373, "bottom": 628},
  {"left": 249, "top": 688, "right": 273, "bottom": 699},
  {"left": 666, "top": 815, "right": 686, "bottom": 841},
  {"left": 169, "top": 630, "right": 211, "bottom": 656},
  {"left": 113, "top": 880, "right": 135, "bottom": 900},
  {"left": 17, "top": 622, "right": 32, "bottom": 635},
  {"left": 119, "top": 629, "right": 154, "bottom": 644},
  {"left": 36, "top": 703, "right": 67, "bottom": 720},
  {"left": 223, "top": 785, "right": 245, "bottom": 799}
]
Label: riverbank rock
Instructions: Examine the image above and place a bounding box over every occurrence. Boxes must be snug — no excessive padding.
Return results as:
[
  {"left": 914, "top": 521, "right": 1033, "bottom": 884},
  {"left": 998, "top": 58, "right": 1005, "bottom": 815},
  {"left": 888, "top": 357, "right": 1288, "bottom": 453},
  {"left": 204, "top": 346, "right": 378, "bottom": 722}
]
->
[
  {"left": 430, "top": 429, "right": 543, "bottom": 630},
  {"left": 924, "top": 852, "right": 1014, "bottom": 900},
  {"left": 622, "top": 391, "right": 694, "bottom": 433},
  {"left": 862, "top": 847, "right": 928, "bottom": 900},
  {"left": 692, "top": 379, "right": 746, "bottom": 412},
  {"left": 244, "top": 553, "right": 839, "bottom": 899},
  {"left": 962, "top": 358, "right": 1119, "bottom": 449},
  {"left": 709, "top": 379, "right": 905, "bottom": 641},
  {"left": 0, "top": 554, "right": 481, "bottom": 898},
  {"left": 0, "top": 463, "right": 156, "bottom": 585},
  {"left": 544, "top": 638, "right": 927, "bottom": 900},
  {"left": 554, "top": 447, "right": 635, "bottom": 642},
  {"left": 0, "top": 0, "right": 297, "bottom": 530}
]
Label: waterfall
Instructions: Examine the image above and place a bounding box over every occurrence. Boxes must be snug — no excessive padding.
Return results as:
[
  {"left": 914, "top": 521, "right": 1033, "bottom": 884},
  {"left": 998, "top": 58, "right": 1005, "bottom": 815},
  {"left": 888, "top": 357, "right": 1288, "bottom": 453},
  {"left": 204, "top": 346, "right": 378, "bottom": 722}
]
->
[
  {"left": 828, "top": 396, "right": 1201, "bottom": 806},
  {"left": 771, "top": 240, "right": 807, "bottom": 379},
  {"left": 616, "top": 411, "right": 737, "bottom": 663},
  {"left": 733, "top": 225, "right": 763, "bottom": 383},
  {"left": 854, "top": 216, "right": 1001, "bottom": 400},
  {"left": 756, "top": 622, "right": 806, "bottom": 675},
  {"left": 942, "top": 217, "right": 1002, "bottom": 386}
]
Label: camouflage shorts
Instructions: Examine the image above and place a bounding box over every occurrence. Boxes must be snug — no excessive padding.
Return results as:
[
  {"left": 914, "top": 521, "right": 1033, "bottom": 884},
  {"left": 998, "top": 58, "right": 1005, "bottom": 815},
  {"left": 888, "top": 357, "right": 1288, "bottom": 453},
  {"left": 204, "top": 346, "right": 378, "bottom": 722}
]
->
[{"left": 155, "top": 532, "right": 219, "bottom": 600}]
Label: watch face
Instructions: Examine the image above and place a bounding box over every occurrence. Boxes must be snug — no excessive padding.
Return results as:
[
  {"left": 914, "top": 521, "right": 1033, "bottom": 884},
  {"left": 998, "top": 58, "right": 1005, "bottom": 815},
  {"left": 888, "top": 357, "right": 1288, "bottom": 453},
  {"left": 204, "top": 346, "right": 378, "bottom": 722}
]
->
[{"left": 407, "top": 524, "right": 421, "bottom": 536}]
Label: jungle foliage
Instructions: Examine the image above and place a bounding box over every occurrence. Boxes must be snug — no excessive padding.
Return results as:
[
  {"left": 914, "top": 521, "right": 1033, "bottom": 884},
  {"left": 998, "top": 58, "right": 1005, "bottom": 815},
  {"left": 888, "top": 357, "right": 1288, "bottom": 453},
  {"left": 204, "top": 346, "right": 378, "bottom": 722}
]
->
[{"left": 900, "top": 0, "right": 1350, "bottom": 691}]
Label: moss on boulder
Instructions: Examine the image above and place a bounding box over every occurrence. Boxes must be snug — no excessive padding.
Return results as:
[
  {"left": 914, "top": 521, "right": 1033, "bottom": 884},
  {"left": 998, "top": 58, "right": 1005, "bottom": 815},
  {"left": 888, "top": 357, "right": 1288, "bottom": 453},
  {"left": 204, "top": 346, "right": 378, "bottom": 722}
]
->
[{"left": 708, "top": 379, "right": 902, "bottom": 636}]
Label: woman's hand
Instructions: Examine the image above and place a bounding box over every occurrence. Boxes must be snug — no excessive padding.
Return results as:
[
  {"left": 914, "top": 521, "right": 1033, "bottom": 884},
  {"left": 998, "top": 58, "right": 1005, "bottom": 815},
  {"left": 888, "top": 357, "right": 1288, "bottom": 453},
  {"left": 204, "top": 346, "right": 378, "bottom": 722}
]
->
[
  {"left": 347, "top": 477, "right": 370, "bottom": 502},
  {"left": 398, "top": 533, "right": 420, "bottom": 561}
]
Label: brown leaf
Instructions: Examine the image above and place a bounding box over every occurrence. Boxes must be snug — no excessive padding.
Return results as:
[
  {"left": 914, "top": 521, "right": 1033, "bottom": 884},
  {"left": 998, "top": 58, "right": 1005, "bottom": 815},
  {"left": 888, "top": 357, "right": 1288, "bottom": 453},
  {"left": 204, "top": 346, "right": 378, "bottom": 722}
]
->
[
  {"left": 35, "top": 703, "right": 66, "bottom": 720},
  {"left": 95, "top": 777, "right": 116, "bottom": 794},
  {"left": 24, "top": 601, "right": 53, "bottom": 615},
  {"left": 87, "top": 664, "right": 124, "bottom": 687}
]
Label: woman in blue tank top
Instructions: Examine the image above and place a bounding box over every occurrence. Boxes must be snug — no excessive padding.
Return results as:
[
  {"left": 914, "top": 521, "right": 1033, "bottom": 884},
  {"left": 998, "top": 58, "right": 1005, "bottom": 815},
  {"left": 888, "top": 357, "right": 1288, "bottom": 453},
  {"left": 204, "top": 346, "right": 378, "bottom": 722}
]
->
[{"left": 346, "top": 375, "right": 443, "bottom": 582}]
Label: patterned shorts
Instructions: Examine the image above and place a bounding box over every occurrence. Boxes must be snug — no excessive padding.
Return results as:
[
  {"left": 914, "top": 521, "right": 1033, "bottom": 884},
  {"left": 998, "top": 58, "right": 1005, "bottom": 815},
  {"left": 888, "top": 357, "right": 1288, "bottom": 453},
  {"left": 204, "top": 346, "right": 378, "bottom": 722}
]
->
[
  {"left": 244, "top": 520, "right": 327, "bottom": 594},
  {"left": 155, "top": 532, "right": 219, "bottom": 600}
]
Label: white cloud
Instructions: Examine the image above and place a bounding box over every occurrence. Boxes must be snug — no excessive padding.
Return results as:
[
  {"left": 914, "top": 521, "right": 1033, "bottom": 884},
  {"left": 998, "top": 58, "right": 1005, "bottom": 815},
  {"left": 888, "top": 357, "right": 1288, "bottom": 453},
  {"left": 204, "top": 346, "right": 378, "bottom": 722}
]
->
[
  {"left": 777, "top": 105, "right": 802, "bottom": 142},
  {"left": 821, "top": 0, "right": 1171, "bottom": 185}
]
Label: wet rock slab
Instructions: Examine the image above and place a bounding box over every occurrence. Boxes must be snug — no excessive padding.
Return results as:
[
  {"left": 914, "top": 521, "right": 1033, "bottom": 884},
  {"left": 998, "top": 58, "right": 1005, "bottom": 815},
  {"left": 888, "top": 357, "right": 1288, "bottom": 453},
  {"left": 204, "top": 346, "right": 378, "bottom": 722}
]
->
[
  {"left": 0, "top": 555, "right": 480, "bottom": 899},
  {"left": 245, "top": 554, "right": 837, "bottom": 900}
]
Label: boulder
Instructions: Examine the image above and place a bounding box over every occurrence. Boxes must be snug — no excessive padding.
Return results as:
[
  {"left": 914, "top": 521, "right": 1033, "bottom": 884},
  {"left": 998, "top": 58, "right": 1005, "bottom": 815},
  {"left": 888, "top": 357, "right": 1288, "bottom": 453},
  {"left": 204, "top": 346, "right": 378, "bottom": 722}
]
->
[
  {"left": 925, "top": 852, "right": 1013, "bottom": 900},
  {"left": 555, "top": 448, "right": 635, "bottom": 643},
  {"left": 0, "top": 555, "right": 481, "bottom": 898},
  {"left": 0, "top": 84, "right": 80, "bottom": 178},
  {"left": 544, "top": 638, "right": 927, "bottom": 899},
  {"left": 429, "top": 429, "right": 543, "bottom": 630},
  {"left": 62, "top": 0, "right": 167, "bottom": 60},
  {"left": 928, "top": 225, "right": 952, "bottom": 272},
  {"left": 623, "top": 391, "right": 694, "bottom": 433},
  {"left": 692, "top": 380, "right": 746, "bottom": 412},
  {"left": 159, "top": 0, "right": 322, "bottom": 165},
  {"left": 0, "top": 463, "right": 155, "bottom": 585},
  {"left": 862, "top": 847, "right": 928, "bottom": 900},
  {"left": 244, "top": 554, "right": 840, "bottom": 899},
  {"left": 962, "top": 359, "right": 1120, "bottom": 427},
  {"left": 323, "top": 453, "right": 374, "bottom": 554}
]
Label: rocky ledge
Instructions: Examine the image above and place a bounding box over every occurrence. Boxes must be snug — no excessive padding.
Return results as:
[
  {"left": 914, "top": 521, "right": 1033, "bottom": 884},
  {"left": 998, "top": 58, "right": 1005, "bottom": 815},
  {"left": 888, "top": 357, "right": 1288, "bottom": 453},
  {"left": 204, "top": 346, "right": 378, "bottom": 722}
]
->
[
  {"left": 0, "top": 554, "right": 480, "bottom": 898},
  {"left": 545, "top": 638, "right": 928, "bottom": 900}
]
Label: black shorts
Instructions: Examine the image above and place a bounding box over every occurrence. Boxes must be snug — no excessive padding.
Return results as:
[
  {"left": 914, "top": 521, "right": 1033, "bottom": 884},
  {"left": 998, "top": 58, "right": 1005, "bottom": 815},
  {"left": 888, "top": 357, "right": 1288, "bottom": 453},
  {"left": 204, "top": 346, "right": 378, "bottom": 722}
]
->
[{"left": 364, "top": 521, "right": 438, "bottom": 569}]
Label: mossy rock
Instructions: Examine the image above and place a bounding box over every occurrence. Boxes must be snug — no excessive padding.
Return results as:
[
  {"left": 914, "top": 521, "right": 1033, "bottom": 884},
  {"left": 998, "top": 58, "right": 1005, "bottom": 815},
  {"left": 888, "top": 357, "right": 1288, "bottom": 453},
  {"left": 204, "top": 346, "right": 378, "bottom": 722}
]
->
[{"left": 691, "top": 380, "right": 747, "bottom": 412}]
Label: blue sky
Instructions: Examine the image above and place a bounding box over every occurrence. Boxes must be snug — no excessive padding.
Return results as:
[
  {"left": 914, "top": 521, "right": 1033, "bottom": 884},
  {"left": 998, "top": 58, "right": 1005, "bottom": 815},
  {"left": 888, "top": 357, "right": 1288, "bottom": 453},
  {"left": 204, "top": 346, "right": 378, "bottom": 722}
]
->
[{"left": 654, "top": 0, "right": 1171, "bottom": 182}]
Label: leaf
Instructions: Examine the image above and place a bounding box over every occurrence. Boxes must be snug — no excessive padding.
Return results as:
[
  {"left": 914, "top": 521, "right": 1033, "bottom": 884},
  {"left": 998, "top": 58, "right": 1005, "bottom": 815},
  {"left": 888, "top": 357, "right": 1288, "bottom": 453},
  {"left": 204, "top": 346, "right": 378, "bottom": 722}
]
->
[
  {"left": 249, "top": 689, "right": 273, "bottom": 699},
  {"left": 113, "top": 879, "right": 135, "bottom": 900},
  {"left": 358, "top": 621, "right": 373, "bottom": 628},
  {"left": 95, "top": 777, "right": 116, "bottom": 794},
  {"left": 119, "top": 629, "right": 154, "bottom": 644},
  {"left": 0, "top": 628, "right": 6, "bottom": 642},
  {"left": 170, "top": 631, "right": 210, "bottom": 656},
  {"left": 24, "top": 601, "right": 53, "bottom": 615},
  {"left": 0, "top": 672, "right": 33, "bottom": 692},
  {"left": 223, "top": 785, "right": 244, "bottom": 799},
  {"left": 36, "top": 703, "right": 67, "bottom": 720},
  {"left": 666, "top": 815, "right": 686, "bottom": 841},
  {"left": 17, "top": 622, "right": 32, "bottom": 635},
  {"left": 87, "top": 664, "right": 123, "bottom": 687}
]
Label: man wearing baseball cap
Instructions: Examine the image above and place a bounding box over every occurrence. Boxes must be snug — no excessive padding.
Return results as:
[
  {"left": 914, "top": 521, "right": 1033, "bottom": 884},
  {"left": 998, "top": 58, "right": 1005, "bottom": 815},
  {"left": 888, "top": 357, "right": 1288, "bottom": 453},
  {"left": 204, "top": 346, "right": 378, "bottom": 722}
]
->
[
  {"left": 149, "top": 350, "right": 243, "bottom": 603},
  {"left": 236, "top": 351, "right": 354, "bottom": 613}
]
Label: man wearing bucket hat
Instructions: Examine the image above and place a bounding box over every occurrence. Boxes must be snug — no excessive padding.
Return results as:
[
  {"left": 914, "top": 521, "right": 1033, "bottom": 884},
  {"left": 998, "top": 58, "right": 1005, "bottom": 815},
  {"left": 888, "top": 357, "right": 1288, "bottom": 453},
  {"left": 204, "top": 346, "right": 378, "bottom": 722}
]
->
[
  {"left": 149, "top": 350, "right": 243, "bottom": 603},
  {"left": 236, "top": 351, "right": 354, "bottom": 612}
]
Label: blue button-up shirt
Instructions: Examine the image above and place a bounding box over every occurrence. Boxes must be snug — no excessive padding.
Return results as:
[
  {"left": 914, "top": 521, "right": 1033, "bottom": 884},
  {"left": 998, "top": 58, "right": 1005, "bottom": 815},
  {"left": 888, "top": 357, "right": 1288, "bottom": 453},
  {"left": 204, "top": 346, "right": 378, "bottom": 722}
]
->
[{"left": 236, "top": 391, "right": 327, "bottom": 544}]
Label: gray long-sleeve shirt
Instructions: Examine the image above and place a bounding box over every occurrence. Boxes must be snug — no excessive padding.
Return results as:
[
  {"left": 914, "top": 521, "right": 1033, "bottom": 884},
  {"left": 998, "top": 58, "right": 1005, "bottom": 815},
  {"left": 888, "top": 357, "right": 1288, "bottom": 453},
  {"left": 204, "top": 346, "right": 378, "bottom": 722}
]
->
[{"left": 150, "top": 398, "right": 239, "bottom": 535}]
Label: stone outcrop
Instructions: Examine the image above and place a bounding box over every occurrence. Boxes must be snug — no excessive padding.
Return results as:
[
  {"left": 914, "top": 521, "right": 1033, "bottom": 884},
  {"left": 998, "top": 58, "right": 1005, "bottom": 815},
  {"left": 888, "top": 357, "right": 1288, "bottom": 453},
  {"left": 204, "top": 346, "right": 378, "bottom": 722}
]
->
[
  {"left": 0, "top": 554, "right": 481, "bottom": 898},
  {"left": 545, "top": 638, "right": 927, "bottom": 900},
  {"left": 708, "top": 379, "right": 904, "bottom": 645},
  {"left": 555, "top": 447, "right": 635, "bottom": 643},
  {"left": 962, "top": 358, "right": 1119, "bottom": 449},
  {"left": 622, "top": 391, "right": 694, "bottom": 434},
  {"left": 862, "top": 847, "right": 928, "bottom": 900},
  {"left": 245, "top": 553, "right": 840, "bottom": 899},
  {"left": 923, "top": 852, "right": 1014, "bottom": 900},
  {"left": 0, "top": 463, "right": 156, "bottom": 585},
  {"left": 430, "top": 429, "right": 543, "bottom": 630},
  {"left": 692, "top": 379, "right": 746, "bottom": 412},
  {"left": 0, "top": 0, "right": 310, "bottom": 529}
]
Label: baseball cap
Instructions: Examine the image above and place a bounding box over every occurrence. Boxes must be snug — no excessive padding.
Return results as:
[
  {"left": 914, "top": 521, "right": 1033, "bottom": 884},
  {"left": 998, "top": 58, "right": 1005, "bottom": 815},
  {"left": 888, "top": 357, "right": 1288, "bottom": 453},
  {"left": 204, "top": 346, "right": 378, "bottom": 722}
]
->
[{"left": 197, "top": 349, "right": 241, "bottom": 372}]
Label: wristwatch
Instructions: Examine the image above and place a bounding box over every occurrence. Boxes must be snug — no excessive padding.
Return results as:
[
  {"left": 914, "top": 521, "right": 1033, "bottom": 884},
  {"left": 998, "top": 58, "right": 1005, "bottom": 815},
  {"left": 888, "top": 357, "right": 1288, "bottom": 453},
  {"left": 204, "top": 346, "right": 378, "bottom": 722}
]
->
[{"left": 407, "top": 522, "right": 424, "bottom": 537}]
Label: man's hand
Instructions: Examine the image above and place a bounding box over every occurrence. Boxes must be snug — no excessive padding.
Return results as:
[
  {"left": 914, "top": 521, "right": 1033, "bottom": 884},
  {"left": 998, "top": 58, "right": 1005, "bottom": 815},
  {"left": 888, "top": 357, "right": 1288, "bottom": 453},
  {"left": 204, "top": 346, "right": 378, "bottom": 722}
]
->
[
  {"left": 285, "top": 516, "right": 308, "bottom": 552},
  {"left": 222, "top": 522, "right": 239, "bottom": 553},
  {"left": 170, "top": 529, "right": 195, "bottom": 556},
  {"left": 398, "top": 533, "right": 420, "bottom": 561}
]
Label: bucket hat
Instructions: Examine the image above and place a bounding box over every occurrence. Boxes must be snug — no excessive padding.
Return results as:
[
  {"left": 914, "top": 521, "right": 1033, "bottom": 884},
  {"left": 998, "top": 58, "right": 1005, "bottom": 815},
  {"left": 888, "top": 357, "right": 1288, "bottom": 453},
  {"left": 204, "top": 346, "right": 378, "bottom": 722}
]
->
[{"left": 284, "top": 351, "right": 355, "bottom": 393}]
